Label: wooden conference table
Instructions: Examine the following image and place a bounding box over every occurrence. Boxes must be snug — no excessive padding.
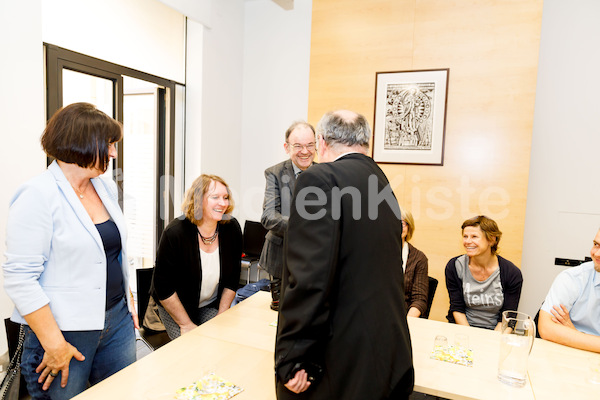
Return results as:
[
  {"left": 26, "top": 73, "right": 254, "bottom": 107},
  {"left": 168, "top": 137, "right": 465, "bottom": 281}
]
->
[
  {"left": 73, "top": 292, "right": 599, "bottom": 400},
  {"left": 72, "top": 292, "right": 279, "bottom": 400}
]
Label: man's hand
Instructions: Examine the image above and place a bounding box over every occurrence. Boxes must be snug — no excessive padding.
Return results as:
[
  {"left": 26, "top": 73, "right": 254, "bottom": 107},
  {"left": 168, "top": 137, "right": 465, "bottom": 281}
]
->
[
  {"left": 284, "top": 369, "right": 311, "bottom": 394},
  {"left": 550, "top": 304, "right": 576, "bottom": 330}
]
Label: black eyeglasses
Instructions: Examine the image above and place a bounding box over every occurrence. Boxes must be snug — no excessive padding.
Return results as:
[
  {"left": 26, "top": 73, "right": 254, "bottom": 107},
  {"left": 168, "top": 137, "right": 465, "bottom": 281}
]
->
[{"left": 288, "top": 142, "right": 316, "bottom": 151}]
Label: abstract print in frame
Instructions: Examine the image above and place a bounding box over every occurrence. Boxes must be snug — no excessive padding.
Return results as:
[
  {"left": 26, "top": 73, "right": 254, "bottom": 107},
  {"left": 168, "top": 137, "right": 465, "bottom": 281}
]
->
[{"left": 372, "top": 69, "right": 449, "bottom": 165}]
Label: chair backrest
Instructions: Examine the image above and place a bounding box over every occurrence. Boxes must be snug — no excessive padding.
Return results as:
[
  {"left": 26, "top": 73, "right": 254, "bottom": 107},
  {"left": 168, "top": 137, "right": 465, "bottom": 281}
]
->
[
  {"left": 4, "top": 318, "right": 20, "bottom": 359},
  {"left": 242, "top": 220, "right": 268, "bottom": 259},
  {"left": 533, "top": 306, "right": 542, "bottom": 338},
  {"left": 421, "top": 276, "right": 438, "bottom": 319},
  {"left": 136, "top": 267, "right": 154, "bottom": 325}
]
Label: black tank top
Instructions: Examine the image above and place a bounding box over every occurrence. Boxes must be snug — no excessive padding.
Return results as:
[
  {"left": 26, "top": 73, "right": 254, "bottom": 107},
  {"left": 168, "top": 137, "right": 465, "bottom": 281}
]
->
[{"left": 95, "top": 219, "right": 124, "bottom": 310}]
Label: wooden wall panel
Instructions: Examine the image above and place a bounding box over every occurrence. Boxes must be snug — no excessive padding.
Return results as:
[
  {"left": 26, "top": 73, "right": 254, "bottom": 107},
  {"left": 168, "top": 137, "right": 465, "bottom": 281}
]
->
[{"left": 308, "top": 0, "right": 543, "bottom": 321}]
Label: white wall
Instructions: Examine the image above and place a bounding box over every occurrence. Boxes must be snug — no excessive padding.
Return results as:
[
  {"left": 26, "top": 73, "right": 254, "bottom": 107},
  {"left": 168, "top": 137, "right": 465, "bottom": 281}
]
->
[
  {"left": 184, "top": 19, "right": 204, "bottom": 190},
  {"left": 0, "top": 0, "right": 46, "bottom": 357},
  {"left": 183, "top": 0, "right": 313, "bottom": 223},
  {"left": 239, "top": 0, "right": 313, "bottom": 223},
  {"left": 158, "top": 0, "right": 213, "bottom": 28},
  {"left": 163, "top": 1, "right": 245, "bottom": 195},
  {"left": 520, "top": 0, "right": 600, "bottom": 317},
  {"left": 42, "top": 0, "right": 186, "bottom": 83},
  {"left": 195, "top": 0, "right": 245, "bottom": 211},
  {"left": 0, "top": 0, "right": 187, "bottom": 355}
]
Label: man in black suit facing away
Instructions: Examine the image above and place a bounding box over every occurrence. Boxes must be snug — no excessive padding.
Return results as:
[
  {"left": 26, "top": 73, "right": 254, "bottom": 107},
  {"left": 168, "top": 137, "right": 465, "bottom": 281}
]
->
[{"left": 275, "top": 110, "right": 414, "bottom": 399}]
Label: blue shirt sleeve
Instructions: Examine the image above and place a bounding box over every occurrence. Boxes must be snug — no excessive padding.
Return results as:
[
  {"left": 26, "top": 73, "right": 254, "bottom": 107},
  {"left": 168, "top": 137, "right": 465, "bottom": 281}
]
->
[{"left": 540, "top": 269, "right": 580, "bottom": 314}]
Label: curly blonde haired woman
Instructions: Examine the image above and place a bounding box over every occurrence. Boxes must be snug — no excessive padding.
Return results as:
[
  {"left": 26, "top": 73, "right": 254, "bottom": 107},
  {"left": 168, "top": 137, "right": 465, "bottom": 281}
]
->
[
  {"left": 401, "top": 209, "right": 429, "bottom": 318},
  {"left": 151, "top": 174, "right": 241, "bottom": 339}
]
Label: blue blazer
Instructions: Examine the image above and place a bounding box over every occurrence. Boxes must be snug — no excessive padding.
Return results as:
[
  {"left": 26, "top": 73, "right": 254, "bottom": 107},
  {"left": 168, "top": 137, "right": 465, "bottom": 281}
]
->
[{"left": 3, "top": 161, "right": 130, "bottom": 330}]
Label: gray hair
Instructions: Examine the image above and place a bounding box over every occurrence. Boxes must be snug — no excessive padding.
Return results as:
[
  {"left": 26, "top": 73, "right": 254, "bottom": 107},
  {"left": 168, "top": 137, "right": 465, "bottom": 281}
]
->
[
  {"left": 317, "top": 110, "right": 370, "bottom": 150},
  {"left": 285, "top": 121, "right": 316, "bottom": 142}
]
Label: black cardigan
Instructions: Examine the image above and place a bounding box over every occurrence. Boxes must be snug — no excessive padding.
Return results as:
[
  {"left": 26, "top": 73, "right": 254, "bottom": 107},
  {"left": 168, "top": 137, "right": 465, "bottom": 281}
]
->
[
  {"left": 151, "top": 215, "right": 242, "bottom": 324},
  {"left": 445, "top": 254, "right": 523, "bottom": 325}
]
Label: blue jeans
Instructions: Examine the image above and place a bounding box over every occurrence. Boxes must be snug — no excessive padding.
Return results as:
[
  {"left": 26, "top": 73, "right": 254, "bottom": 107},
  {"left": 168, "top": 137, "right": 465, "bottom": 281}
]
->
[
  {"left": 231, "top": 278, "right": 270, "bottom": 306},
  {"left": 21, "top": 297, "right": 136, "bottom": 400}
]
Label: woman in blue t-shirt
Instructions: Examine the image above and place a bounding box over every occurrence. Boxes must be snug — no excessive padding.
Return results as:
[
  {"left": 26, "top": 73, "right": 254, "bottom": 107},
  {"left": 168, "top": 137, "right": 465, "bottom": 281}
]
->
[{"left": 445, "top": 215, "right": 523, "bottom": 330}]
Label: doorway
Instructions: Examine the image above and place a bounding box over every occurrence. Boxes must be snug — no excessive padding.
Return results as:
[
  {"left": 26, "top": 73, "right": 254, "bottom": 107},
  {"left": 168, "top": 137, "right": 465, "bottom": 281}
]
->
[{"left": 45, "top": 44, "right": 185, "bottom": 302}]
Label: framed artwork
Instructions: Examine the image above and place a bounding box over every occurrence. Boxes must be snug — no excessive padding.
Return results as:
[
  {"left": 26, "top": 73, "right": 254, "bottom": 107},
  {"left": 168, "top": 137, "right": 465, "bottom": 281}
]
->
[{"left": 372, "top": 69, "right": 449, "bottom": 165}]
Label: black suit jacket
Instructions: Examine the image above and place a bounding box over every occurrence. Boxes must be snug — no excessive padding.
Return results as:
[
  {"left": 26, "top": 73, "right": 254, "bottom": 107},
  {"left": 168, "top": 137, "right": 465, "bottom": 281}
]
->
[
  {"left": 259, "top": 159, "right": 297, "bottom": 277},
  {"left": 275, "top": 153, "right": 414, "bottom": 399}
]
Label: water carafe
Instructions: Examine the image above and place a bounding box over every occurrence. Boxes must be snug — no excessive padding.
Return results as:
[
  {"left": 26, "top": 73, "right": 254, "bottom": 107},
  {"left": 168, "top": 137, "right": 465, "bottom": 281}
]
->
[{"left": 497, "top": 310, "right": 535, "bottom": 387}]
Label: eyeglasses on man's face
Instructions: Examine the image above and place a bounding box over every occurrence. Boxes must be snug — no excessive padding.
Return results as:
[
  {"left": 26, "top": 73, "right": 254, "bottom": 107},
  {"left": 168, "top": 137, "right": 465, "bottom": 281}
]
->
[{"left": 288, "top": 142, "right": 316, "bottom": 151}]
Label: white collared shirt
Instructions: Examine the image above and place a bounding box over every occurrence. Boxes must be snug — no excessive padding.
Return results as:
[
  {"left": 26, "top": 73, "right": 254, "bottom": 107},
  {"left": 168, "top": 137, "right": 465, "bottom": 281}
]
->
[
  {"left": 291, "top": 162, "right": 302, "bottom": 178},
  {"left": 402, "top": 242, "right": 409, "bottom": 272},
  {"left": 333, "top": 151, "right": 362, "bottom": 161}
]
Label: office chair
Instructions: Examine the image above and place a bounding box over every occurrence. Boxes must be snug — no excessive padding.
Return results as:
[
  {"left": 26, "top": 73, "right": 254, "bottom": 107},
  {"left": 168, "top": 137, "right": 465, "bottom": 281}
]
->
[
  {"left": 533, "top": 306, "right": 542, "bottom": 338},
  {"left": 421, "top": 276, "right": 438, "bottom": 319},
  {"left": 241, "top": 220, "right": 268, "bottom": 284},
  {"left": 136, "top": 268, "right": 171, "bottom": 351}
]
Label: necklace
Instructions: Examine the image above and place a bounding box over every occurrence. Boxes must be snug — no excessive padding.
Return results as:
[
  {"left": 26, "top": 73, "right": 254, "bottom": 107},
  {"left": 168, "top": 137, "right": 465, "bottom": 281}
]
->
[
  {"left": 198, "top": 224, "right": 219, "bottom": 245},
  {"left": 71, "top": 182, "right": 89, "bottom": 199}
]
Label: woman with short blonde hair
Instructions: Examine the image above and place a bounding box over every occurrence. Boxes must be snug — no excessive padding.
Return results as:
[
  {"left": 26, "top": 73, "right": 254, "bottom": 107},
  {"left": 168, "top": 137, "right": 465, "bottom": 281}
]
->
[
  {"left": 151, "top": 174, "right": 242, "bottom": 339},
  {"left": 400, "top": 209, "right": 429, "bottom": 318},
  {"left": 445, "top": 215, "right": 523, "bottom": 330}
]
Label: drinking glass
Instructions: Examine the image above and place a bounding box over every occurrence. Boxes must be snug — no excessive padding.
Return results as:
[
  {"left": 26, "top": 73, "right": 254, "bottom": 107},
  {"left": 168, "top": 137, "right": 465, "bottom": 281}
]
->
[{"left": 434, "top": 335, "right": 448, "bottom": 350}]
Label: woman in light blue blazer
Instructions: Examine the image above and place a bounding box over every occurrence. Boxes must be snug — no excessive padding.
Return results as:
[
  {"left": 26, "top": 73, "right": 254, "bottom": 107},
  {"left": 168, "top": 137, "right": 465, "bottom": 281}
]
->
[{"left": 3, "top": 103, "right": 137, "bottom": 399}]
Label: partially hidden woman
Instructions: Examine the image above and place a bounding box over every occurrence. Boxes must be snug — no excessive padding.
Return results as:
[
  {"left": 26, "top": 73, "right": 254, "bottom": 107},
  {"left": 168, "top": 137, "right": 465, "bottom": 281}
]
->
[
  {"left": 2, "top": 103, "right": 137, "bottom": 399},
  {"left": 401, "top": 209, "right": 429, "bottom": 318},
  {"left": 445, "top": 215, "right": 523, "bottom": 330},
  {"left": 151, "top": 174, "right": 242, "bottom": 340}
]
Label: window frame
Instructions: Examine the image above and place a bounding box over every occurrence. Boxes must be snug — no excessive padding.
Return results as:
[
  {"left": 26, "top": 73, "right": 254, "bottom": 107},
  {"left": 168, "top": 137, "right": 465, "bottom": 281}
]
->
[{"left": 45, "top": 43, "right": 180, "bottom": 246}]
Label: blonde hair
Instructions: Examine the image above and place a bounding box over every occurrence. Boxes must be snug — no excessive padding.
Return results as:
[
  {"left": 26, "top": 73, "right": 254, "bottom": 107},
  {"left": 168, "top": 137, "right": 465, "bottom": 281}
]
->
[
  {"left": 182, "top": 174, "right": 234, "bottom": 225},
  {"left": 402, "top": 209, "right": 416, "bottom": 242}
]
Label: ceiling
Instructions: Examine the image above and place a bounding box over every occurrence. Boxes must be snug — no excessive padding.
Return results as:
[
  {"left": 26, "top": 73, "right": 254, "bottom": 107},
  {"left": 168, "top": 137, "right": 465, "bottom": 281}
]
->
[{"left": 246, "top": 0, "right": 294, "bottom": 11}]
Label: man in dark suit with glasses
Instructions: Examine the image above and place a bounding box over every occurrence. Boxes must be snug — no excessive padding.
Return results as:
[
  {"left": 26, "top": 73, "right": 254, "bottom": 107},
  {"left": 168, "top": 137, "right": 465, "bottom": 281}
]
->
[{"left": 259, "top": 121, "right": 316, "bottom": 311}]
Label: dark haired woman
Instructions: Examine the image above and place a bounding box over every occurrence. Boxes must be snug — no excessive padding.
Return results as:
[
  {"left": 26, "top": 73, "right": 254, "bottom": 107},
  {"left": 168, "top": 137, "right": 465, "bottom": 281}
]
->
[
  {"left": 445, "top": 215, "right": 523, "bottom": 330},
  {"left": 151, "top": 174, "right": 242, "bottom": 340},
  {"left": 2, "top": 103, "right": 137, "bottom": 399}
]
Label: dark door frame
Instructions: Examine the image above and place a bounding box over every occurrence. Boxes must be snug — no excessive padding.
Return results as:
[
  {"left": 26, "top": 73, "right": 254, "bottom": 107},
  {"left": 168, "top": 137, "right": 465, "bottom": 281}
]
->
[{"left": 45, "top": 43, "right": 179, "bottom": 246}]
